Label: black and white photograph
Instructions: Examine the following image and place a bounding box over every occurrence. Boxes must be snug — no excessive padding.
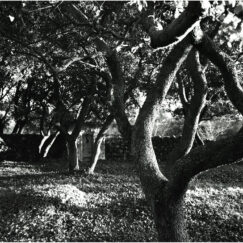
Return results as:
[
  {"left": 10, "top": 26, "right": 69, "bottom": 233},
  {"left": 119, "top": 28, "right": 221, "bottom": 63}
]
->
[{"left": 0, "top": 0, "right": 242, "bottom": 241}]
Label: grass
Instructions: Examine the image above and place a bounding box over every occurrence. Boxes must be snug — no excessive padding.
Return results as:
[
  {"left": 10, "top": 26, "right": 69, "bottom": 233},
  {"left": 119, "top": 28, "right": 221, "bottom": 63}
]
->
[{"left": 0, "top": 159, "right": 242, "bottom": 242}]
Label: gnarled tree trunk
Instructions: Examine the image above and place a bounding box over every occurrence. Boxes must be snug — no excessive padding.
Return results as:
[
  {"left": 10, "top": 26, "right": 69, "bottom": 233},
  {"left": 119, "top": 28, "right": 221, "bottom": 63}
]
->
[
  {"left": 133, "top": 38, "right": 192, "bottom": 241},
  {"left": 152, "top": 189, "right": 188, "bottom": 241}
]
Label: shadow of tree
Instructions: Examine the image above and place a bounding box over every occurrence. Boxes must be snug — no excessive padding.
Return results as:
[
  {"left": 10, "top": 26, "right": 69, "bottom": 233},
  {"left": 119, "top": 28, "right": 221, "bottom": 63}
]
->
[{"left": 0, "top": 159, "right": 242, "bottom": 241}]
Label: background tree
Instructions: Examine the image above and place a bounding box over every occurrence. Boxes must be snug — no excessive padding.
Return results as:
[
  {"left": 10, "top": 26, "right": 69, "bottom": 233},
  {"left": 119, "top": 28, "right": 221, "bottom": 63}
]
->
[{"left": 0, "top": 1, "right": 243, "bottom": 241}]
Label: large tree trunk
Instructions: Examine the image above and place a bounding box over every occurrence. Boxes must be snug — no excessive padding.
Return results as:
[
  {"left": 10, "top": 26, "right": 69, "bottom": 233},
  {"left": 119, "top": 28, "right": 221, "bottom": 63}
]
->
[
  {"left": 66, "top": 136, "right": 79, "bottom": 172},
  {"left": 133, "top": 38, "right": 192, "bottom": 240},
  {"left": 152, "top": 189, "right": 188, "bottom": 241}
]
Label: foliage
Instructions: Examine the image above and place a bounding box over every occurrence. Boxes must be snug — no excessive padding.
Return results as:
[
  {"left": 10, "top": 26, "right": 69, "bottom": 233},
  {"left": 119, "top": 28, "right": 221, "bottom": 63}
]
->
[
  {"left": 0, "top": 1, "right": 242, "bottom": 133},
  {"left": 0, "top": 159, "right": 242, "bottom": 242}
]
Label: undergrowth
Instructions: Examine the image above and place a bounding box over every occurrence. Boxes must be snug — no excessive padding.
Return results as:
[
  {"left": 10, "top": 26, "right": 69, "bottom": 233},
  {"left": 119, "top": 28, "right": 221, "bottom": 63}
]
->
[{"left": 0, "top": 159, "right": 242, "bottom": 241}]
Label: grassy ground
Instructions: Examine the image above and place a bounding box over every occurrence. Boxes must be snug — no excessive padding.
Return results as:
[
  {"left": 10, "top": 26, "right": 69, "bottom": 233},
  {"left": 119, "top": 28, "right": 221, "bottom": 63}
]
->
[{"left": 0, "top": 159, "right": 242, "bottom": 242}]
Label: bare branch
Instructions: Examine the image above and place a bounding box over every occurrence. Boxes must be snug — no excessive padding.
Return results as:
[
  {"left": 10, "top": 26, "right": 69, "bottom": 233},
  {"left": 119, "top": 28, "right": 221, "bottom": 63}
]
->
[{"left": 57, "top": 57, "right": 82, "bottom": 72}]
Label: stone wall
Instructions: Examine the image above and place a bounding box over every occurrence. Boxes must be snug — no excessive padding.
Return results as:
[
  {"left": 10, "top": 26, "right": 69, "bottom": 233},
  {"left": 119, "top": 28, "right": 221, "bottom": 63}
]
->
[
  {"left": 104, "top": 135, "right": 210, "bottom": 161},
  {"left": 152, "top": 136, "right": 180, "bottom": 161},
  {"left": 105, "top": 137, "right": 128, "bottom": 161},
  {"left": 105, "top": 136, "right": 183, "bottom": 161}
]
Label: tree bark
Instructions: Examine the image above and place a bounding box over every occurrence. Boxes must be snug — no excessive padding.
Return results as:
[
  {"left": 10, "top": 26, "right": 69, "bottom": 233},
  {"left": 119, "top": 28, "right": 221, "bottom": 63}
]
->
[
  {"left": 142, "top": 17, "right": 243, "bottom": 243},
  {"left": 141, "top": 2, "right": 208, "bottom": 48},
  {"left": 166, "top": 50, "right": 208, "bottom": 166},
  {"left": 191, "top": 28, "right": 243, "bottom": 116},
  {"left": 153, "top": 125, "right": 243, "bottom": 241},
  {"left": 94, "top": 38, "right": 132, "bottom": 145},
  {"left": 152, "top": 190, "right": 189, "bottom": 241},
  {"left": 168, "top": 128, "right": 243, "bottom": 199}
]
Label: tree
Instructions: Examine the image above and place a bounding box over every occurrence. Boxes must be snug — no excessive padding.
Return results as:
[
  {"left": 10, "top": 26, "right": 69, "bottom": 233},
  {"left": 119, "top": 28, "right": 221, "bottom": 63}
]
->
[
  {"left": 79, "top": 1, "right": 243, "bottom": 241},
  {"left": 0, "top": 1, "right": 243, "bottom": 241},
  {"left": 0, "top": 2, "right": 108, "bottom": 171},
  {"left": 135, "top": 1, "right": 243, "bottom": 241}
]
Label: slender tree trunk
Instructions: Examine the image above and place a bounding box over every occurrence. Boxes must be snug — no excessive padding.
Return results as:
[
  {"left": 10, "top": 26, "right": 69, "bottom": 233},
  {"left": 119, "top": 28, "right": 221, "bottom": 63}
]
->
[
  {"left": 39, "top": 131, "right": 60, "bottom": 158},
  {"left": 67, "top": 136, "right": 79, "bottom": 172},
  {"left": 12, "top": 120, "right": 26, "bottom": 134},
  {"left": 17, "top": 120, "right": 25, "bottom": 134},
  {"left": 12, "top": 122, "right": 19, "bottom": 134},
  {"left": 88, "top": 136, "right": 104, "bottom": 174},
  {"left": 88, "top": 114, "right": 114, "bottom": 174}
]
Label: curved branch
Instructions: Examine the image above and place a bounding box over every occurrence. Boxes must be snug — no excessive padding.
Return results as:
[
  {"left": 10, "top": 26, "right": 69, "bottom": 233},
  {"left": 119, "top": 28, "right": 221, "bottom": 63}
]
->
[
  {"left": 136, "top": 37, "right": 192, "bottom": 134},
  {"left": 141, "top": 2, "right": 208, "bottom": 48},
  {"left": 166, "top": 50, "right": 208, "bottom": 171},
  {"left": 168, "top": 128, "right": 243, "bottom": 198},
  {"left": 192, "top": 29, "right": 243, "bottom": 115},
  {"left": 134, "top": 37, "right": 192, "bottom": 197},
  {"left": 94, "top": 37, "right": 132, "bottom": 142}
]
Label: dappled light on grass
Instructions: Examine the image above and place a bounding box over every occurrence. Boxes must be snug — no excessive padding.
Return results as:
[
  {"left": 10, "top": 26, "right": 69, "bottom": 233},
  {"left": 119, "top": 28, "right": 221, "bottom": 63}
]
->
[
  {"left": 0, "top": 161, "right": 43, "bottom": 177},
  {"left": 32, "top": 184, "right": 87, "bottom": 207},
  {"left": 0, "top": 160, "right": 242, "bottom": 241},
  {"left": 186, "top": 164, "right": 243, "bottom": 241}
]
